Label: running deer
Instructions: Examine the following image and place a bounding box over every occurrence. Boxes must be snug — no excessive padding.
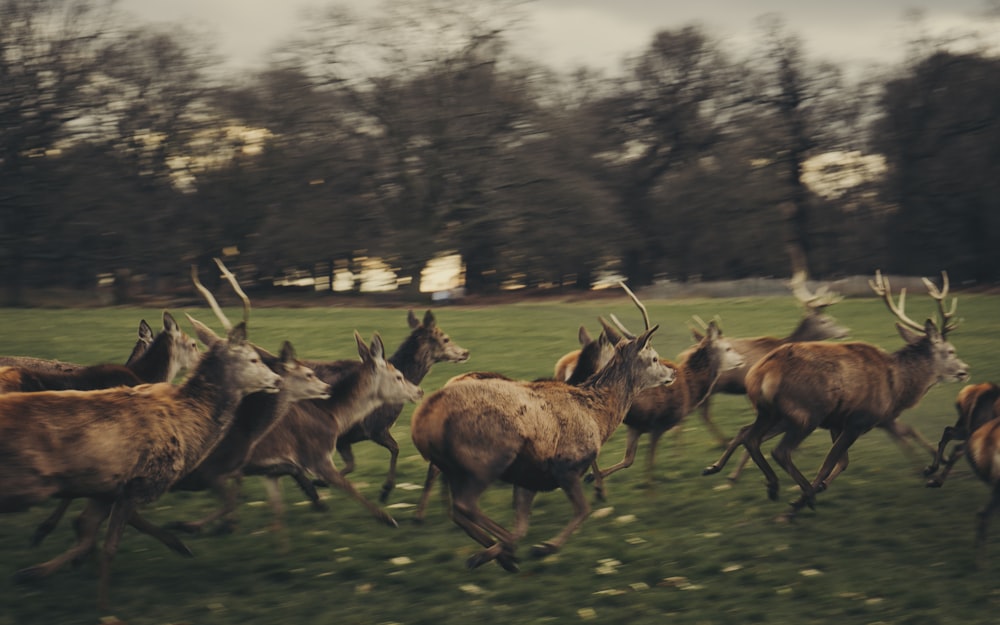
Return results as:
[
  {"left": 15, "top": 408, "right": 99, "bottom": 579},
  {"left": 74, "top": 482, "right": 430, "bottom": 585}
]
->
[
  {"left": 141, "top": 264, "right": 331, "bottom": 535},
  {"left": 954, "top": 385, "right": 1000, "bottom": 560},
  {"left": 0, "top": 312, "right": 200, "bottom": 393},
  {"left": 333, "top": 310, "right": 469, "bottom": 503},
  {"left": 703, "top": 271, "right": 968, "bottom": 520},
  {"left": 3, "top": 282, "right": 281, "bottom": 607},
  {"left": 694, "top": 271, "right": 849, "bottom": 446},
  {"left": 586, "top": 319, "right": 744, "bottom": 500},
  {"left": 413, "top": 318, "right": 624, "bottom": 522},
  {"left": 924, "top": 382, "right": 1000, "bottom": 488},
  {"left": 410, "top": 289, "right": 676, "bottom": 572},
  {"left": 241, "top": 331, "right": 424, "bottom": 529}
]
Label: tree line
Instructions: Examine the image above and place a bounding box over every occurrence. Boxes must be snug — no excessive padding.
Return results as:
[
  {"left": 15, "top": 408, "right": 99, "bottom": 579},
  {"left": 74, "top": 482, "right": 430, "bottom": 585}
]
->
[{"left": 1, "top": 0, "right": 998, "bottom": 304}]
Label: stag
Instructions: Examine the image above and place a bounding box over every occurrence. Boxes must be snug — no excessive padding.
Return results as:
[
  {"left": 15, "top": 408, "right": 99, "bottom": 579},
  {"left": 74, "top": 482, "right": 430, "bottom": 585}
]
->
[
  {"left": 410, "top": 287, "right": 676, "bottom": 571},
  {"left": 3, "top": 283, "right": 280, "bottom": 607},
  {"left": 241, "top": 331, "right": 424, "bottom": 529},
  {"left": 693, "top": 271, "right": 849, "bottom": 446},
  {"left": 333, "top": 310, "right": 469, "bottom": 503},
  {"left": 924, "top": 382, "right": 1000, "bottom": 488},
  {"left": 703, "top": 270, "right": 968, "bottom": 520},
  {"left": 586, "top": 319, "right": 744, "bottom": 500}
]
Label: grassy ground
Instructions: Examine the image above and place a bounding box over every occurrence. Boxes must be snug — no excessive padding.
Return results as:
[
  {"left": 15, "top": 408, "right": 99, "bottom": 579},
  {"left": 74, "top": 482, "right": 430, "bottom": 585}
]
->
[{"left": 0, "top": 292, "right": 998, "bottom": 625}]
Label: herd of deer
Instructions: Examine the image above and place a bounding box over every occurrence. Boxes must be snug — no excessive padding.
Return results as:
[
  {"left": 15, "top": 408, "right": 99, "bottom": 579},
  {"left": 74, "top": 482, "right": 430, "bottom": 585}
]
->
[{"left": 0, "top": 260, "right": 996, "bottom": 608}]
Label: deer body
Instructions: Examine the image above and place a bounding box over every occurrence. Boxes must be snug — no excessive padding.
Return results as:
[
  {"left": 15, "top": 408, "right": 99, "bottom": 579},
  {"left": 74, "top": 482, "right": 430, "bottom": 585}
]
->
[
  {"left": 335, "top": 310, "right": 469, "bottom": 503},
  {"left": 588, "top": 321, "right": 744, "bottom": 498},
  {"left": 411, "top": 325, "right": 675, "bottom": 571},
  {"left": 4, "top": 322, "right": 281, "bottom": 606},
  {"left": 962, "top": 397, "right": 1000, "bottom": 555},
  {"left": 925, "top": 382, "right": 1000, "bottom": 488},
  {"left": 704, "top": 272, "right": 968, "bottom": 520},
  {"left": 243, "top": 333, "right": 424, "bottom": 528}
]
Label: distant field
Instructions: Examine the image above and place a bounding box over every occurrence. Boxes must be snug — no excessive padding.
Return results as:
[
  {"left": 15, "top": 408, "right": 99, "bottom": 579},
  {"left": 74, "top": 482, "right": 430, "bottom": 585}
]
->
[{"left": 0, "top": 293, "right": 998, "bottom": 625}]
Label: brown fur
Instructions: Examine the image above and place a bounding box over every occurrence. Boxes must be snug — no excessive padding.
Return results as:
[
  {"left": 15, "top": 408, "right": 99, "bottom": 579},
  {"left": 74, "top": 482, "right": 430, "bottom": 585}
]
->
[
  {"left": 703, "top": 318, "right": 969, "bottom": 519},
  {"left": 5, "top": 322, "right": 281, "bottom": 607},
  {"left": 961, "top": 385, "right": 1000, "bottom": 556},
  {"left": 242, "top": 333, "right": 424, "bottom": 528},
  {"left": 925, "top": 382, "right": 1000, "bottom": 488},
  {"left": 334, "top": 310, "right": 469, "bottom": 503},
  {"left": 410, "top": 326, "right": 675, "bottom": 571},
  {"left": 588, "top": 321, "right": 744, "bottom": 498}
]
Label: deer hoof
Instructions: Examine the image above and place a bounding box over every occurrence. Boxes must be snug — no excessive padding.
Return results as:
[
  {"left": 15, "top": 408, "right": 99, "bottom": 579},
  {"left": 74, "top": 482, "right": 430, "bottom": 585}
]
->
[
  {"left": 379, "top": 512, "right": 399, "bottom": 529},
  {"left": 466, "top": 551, "right": 495, "bottom": 570},
  {"left": 12, "top": 566, "right": 46, "bottom": 584},
  {"left": 926, "top": 478, "right": 943, "bottom": 488},
  {"left": 703, "top": 465, "right": 722, "bottom": 476},
  {"left": 923, "top": 465, "right": 938, "bottom": 477},
  {"left": 766, "top": 483, "right": 780, "bottom": 501},
  {"left": 530, "top": 542, "right": 559, "bottom": 558},
  {"left": 497, "top": 553, "right": 521, "bottom": 573}
]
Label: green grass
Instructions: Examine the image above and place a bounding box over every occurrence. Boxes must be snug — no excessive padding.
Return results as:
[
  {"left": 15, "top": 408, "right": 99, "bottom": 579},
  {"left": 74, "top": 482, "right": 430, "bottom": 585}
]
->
[{"left": 0, "top": 293, "right": 999, "bottom": 625}]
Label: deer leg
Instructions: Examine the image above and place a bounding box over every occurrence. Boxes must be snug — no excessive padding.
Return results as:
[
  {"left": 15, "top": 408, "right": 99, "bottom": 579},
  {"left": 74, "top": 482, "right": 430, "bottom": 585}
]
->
[
  {"left": 645, "top": 428, "right": 667, "bottom": 484},
  {"left": 785, "top": 427, "right": 861, "bottom": 518},
  {"left": 97, "top": 498, "right": 136, "bottom": 610},
  {"left": 368, "top": 428, "right": 400, "bottom": 503},
  {"left": 126, "top": 512, "right": 193, "bottom": 557},
  {"left": 336, "top": 441, "right": 357, "bottom": 476},
  {"left": 31, "top": 498, "right": 73, "bottom": 547},
  {"left": 975, "top": 483, "right": 1000, "bottom": 561},
  {"left": 166, "top": 476, "right": 242, "bottom": 535},
  {"left": 927, "top": 444, "right": 966, "bottom": 488},
  {"left": 890, "top": 420, "right": 937, "bottom": 456},
  {"left": 769, "top": 430, "right": 815, "bottom": 507},
  {"left": 531, "top": 474, "right": 590, "bottom": 558},
  {"left": 413, "top": 463, "right": 441, "bottom": 523},
  {"left": 700, "top": 400, "right": 731, "bottom": 447},
  {"left": 313, "top": 457, "right": 398, "bottom": 528},
  {"left": 447, "top": 475, "right": 518, "bottom": 572},
  {"left": 14, "top": 498, "right": 113, "bottom": 583},
  {"left": 263, "top": 477, "right": 287, "bottom": 531},
  {"left": 703, "top": 423, "right": 754, "bottom": 475},
  {"left": 588, "top": 427, "right": 642, "bottom": 500}
]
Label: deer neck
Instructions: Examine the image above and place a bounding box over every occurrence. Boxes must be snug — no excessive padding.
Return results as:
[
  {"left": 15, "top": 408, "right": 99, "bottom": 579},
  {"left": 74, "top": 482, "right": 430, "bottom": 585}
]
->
[
  {"left": 889, "top": 342, "right": 939, "bottom": 413},
  {"left": 389, "top": 335, "right": 433, "bottom": 383},
  {"left": 176, "top": 355, "right": 250, "bottom": 472},
  {"left": 582, "top": 362, "right": 646, "bottom": 441},
  {"left": 679, "top": 348, "right": 718, "bottom": 408},
  {"left": 127, "top": 332, "right": 172, "bottom": 383}
]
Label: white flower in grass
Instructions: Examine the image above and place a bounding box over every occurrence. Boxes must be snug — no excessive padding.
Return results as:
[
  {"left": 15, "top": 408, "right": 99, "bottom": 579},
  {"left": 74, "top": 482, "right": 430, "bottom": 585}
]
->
[
  {"left": 591, "top": 507, "right": 614, "bottom": 519},
  {"left": 799, "top": 568, "right": 823, "bottom": 577},
  {"left": 578, "top": 608, "right": 598, "bottom": 620},
  {"left": 614, "top": 514, "right": 636, "bottom": 525},
  {"left": 721, "top": 564, "right": 743, "bottom": 573},
  {"left": 390, "top": 556, "right": 413, "bottom": 566},
  {"left": 460, "top": 584, "right": 486, "bottom": 595}
]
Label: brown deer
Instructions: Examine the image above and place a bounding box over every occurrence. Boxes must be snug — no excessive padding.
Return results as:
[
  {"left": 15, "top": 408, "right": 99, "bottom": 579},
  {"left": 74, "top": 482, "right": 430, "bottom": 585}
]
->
[
  {"left": 241, "top": 331, "right": 424, "bottom": 529},
  {"left": 553, "top": 324, "right": 617, "bottom": 383},
  {"left": 3, "top": 307, "right": 281, "bottom": 607},
  {"left": 924, "top": 382, "right": 1000, "bottom": 488},
  {"left": 955, "top": 385, "right": 1000, "bottom": 560},
  {"left": 586, "top": 319, "right": 744, "bottom": 500},
  {"left": 333, "top": 310, "right": 469, "bottom": 503},
  {"left": 694, "top": 271, "right": 849, "bottom": 446},
  {"left": 0, "top": 312, "right": 200, "bottom": 394},
  {"left": 410, "top": 290, "right": 676, "bottom": 572},
  {"left": 413, "top": 319, "right": 624, "bottom": 522},
  {"left": 703, "top": 270, "right": 968, "bottom": 520}
]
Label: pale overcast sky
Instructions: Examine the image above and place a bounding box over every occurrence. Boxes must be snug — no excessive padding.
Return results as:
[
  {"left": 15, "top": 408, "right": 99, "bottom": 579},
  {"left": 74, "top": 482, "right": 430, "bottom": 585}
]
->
[{"left": 116, "top": 0, "right": 997, "bottom": 75}]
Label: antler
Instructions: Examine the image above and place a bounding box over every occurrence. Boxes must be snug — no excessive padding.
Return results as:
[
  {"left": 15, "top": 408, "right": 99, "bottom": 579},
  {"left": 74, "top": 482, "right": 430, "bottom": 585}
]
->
[
  {"left": 789, "top": 270, "right": 843, "bottom": 310},
  {"left": 213, "top": 257, "right": 250, "bottom": 326},
  {"left": 190, "top": 259, "right": 251, "bottom": 331},
  {"left": 921, "top": 270, "right": 959, "bottom": 337},
  {"left": 191, "top": 265, "right": 232, "bottom": 331},
  {"left": 868, "top": 270, "right": 928, "bottom": 333},
  {"left": 618, "top": 281, "right": 650, "bottom": 331}
]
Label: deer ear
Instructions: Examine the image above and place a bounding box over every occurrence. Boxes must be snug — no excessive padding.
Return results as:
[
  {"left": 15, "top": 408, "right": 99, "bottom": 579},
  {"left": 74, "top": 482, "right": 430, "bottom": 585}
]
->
[
  {"left": 355, "top": 331, "right": 371, "bottom": 364},
  {"left": 691, "top": 328, "right": 705, "bottom": 342},
  {"left": 138, "top": 319, "right": 153, "bottom": 341},
  {"left": 578, "top": 325, "right": 592, "bottom": 346},
  {"left": 895, "top": 322, "right": 924, "bottom": 345},
  {"left": 227, "top": 322, "right": 249, "bottom": 345},
  {"left": 280, "top": 340, "right": 295, "bottom": 363},
  {"left": 408, "top": 310, "right": 420, "bottom": 329},
  {"left": 637, "top": 325, "right": 660, "bottom": 349},
  {"left": 599, "top": 317, "right": 625, "bottom": 345},
  {"left": 422, "top": 310, "right": 436, "bottom": 328},
  {"left": 186, "top": 313, "right": 221, "bottom": 347},
  {"left": 163, "top": 311, "right": 179, "bottom": 333},
  {"left": 369, "top": 333, "right": 386, "bottom": 361}
]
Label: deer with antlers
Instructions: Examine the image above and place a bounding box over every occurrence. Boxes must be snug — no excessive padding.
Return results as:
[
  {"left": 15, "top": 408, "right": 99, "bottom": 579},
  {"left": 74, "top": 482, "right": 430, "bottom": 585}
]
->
[
  {"left": 410, "top": 285, "right": 676, "bottom": 571},
  {"left": 586, "top": 318, "right": 744, "bottom": 499},
  {"left": 703, "top": 270, "right": 968, "bottom": 520},
  {"left": 3, "top": 261, "right": 281, "bottom": 608},
  {"left": 692, "top": 271, "right": 849, "bottom": 447}
]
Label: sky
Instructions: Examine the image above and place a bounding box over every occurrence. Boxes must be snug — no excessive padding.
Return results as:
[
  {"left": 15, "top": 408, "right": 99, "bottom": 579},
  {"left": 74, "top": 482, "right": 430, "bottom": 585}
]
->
[{"left": 117, "top": 0, "right": 997, "bottom": 75}]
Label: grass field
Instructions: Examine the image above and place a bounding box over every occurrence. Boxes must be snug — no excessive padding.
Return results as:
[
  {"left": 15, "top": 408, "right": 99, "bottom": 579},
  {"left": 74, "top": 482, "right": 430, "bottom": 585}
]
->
[{"left": 0, "top": 292, "right": 998, "bottom": 625}]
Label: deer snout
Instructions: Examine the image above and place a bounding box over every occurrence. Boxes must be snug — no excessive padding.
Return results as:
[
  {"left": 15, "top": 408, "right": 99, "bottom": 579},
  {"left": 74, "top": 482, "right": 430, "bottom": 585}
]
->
[
  {"left": 407, "top": 385, "right": 425, "bottom": 402},
  {"left": 660, "top": 363, "right": 678, "bottom": 386}
]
